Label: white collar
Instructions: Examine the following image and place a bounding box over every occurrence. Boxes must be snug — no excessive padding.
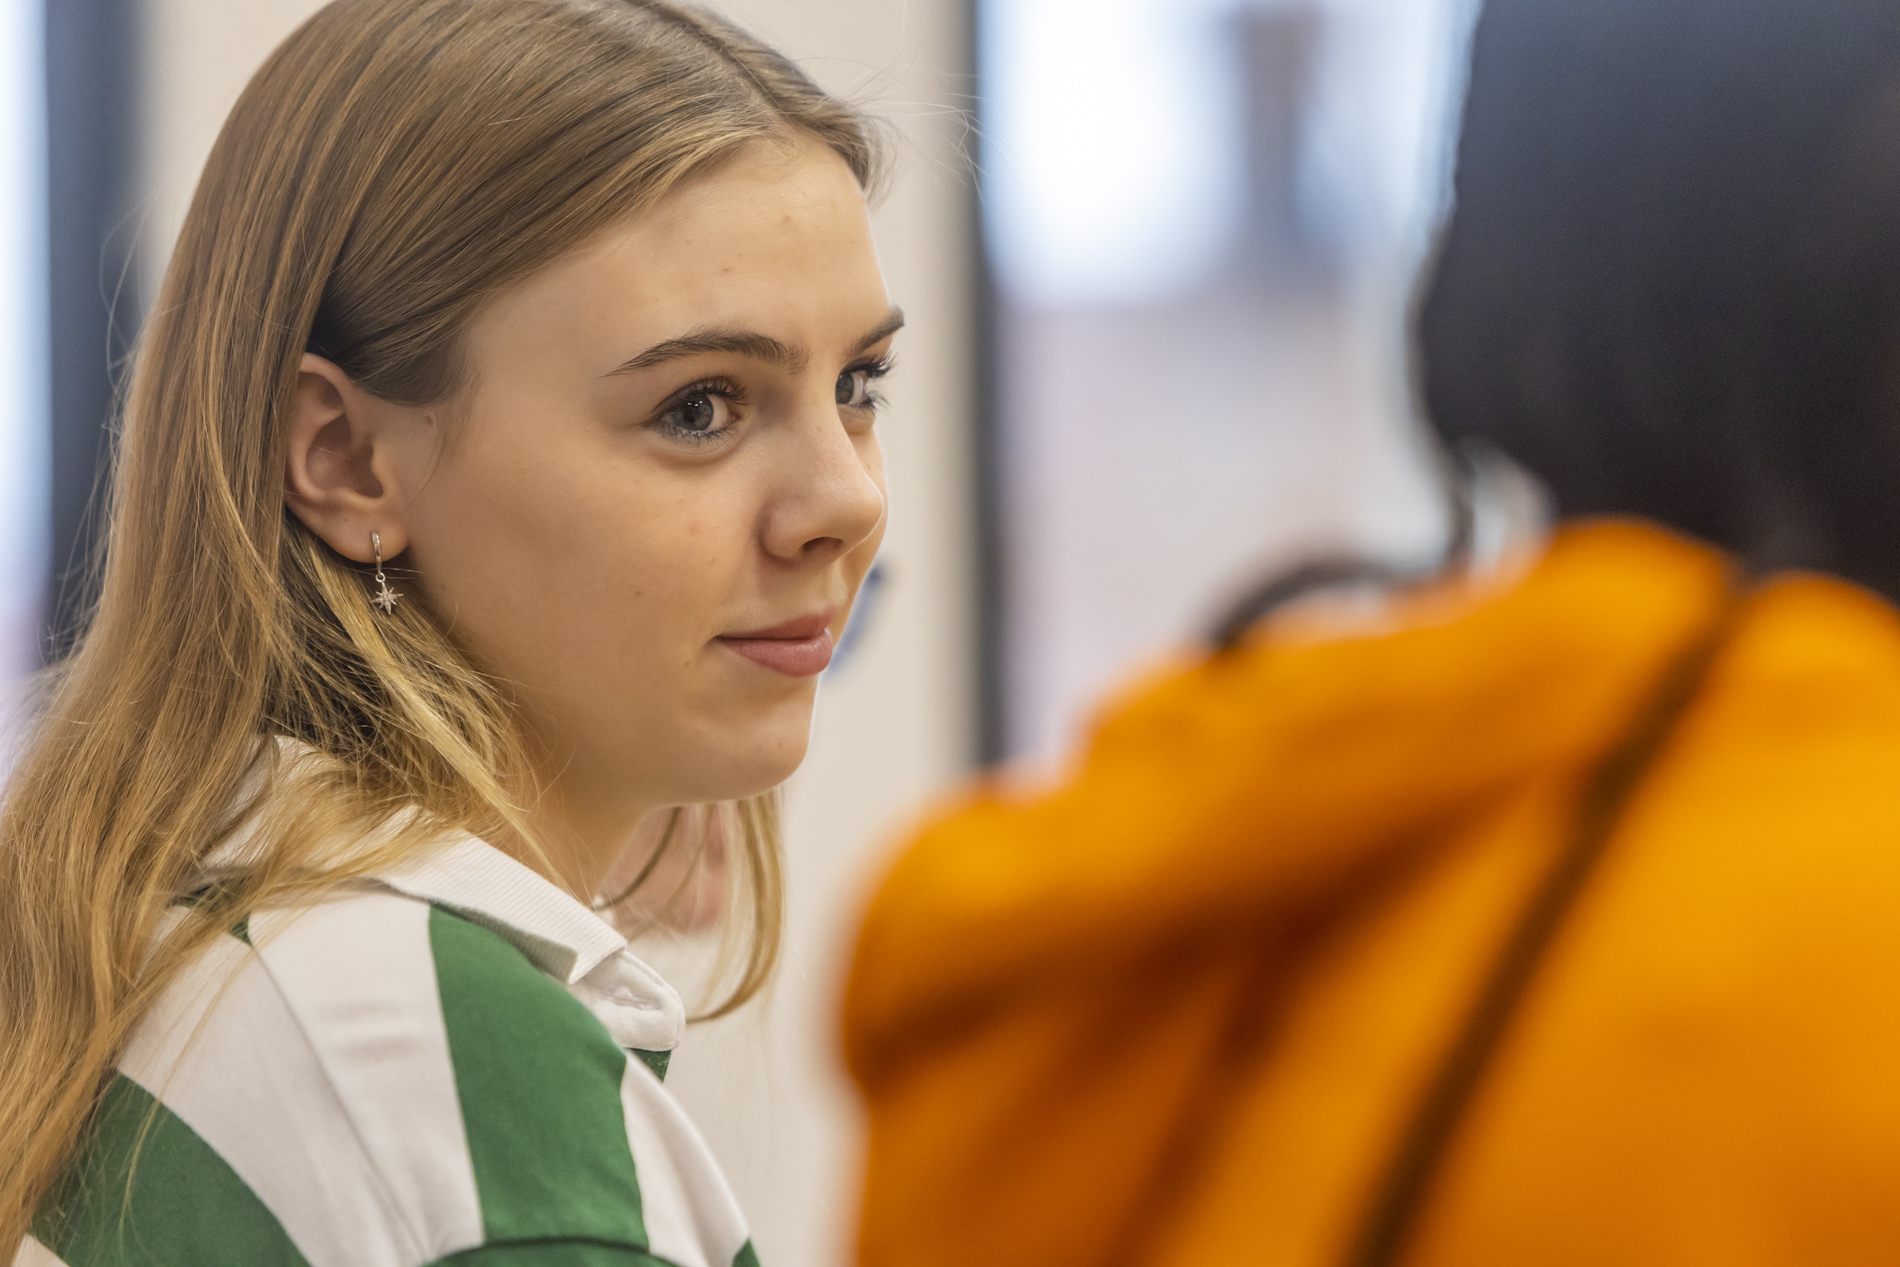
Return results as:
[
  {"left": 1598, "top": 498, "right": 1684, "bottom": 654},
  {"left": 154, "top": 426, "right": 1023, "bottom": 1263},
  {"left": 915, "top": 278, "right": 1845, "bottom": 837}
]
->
[{"left": 215, "top": 734, "right": 686, "bottom": 1054}]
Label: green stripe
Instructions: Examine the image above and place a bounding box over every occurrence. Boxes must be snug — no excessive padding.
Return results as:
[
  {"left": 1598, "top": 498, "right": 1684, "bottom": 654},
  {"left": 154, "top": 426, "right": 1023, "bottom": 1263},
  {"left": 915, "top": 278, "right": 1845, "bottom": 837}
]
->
[
  {"left": 733, "top": 1240, "right": 761, "bottom": 1267},
  {"left": 32, "top": 1073, "right": 309, "bottom": 1266},
  {"left": 631, "top": 1048, "right": 670, "bottom": 1082},
  {"left": 169, "top": 883, "right": 220, "bottom": 910},
  {"left": 430, "top": 906, "right": 647, "bottom": 1246},
  {"left": 426, "top": 1239, "right": 676, "bottom": 1265},
  {"left": 169, "top": 884, "right": 250, "bottom": 944}
]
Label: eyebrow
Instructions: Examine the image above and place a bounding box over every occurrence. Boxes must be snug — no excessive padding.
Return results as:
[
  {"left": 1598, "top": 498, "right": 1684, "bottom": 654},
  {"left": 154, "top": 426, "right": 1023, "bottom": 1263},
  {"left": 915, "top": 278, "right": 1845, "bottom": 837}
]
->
[{"left": 603, "top": 307, "right": 906, "bottom": 377}]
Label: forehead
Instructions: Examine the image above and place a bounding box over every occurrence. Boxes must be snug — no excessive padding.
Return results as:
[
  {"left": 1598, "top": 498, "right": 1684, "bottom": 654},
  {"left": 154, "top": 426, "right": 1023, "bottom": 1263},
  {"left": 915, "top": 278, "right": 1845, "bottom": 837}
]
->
[{"left": 466, "top": 137, "right": 889, "bottom": 369}]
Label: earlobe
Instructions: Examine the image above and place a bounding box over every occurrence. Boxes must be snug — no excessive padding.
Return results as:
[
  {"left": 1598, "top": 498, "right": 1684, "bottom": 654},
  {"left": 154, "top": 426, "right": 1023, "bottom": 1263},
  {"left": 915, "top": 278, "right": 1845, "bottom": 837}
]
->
[{"left": 283, "top": 352, "right": 407, "bottom": 564}]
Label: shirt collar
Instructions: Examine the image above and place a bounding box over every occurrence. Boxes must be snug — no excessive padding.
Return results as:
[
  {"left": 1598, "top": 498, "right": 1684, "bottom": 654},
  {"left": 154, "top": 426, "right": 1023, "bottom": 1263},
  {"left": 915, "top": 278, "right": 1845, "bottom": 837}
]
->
[
  {"left": 219, "top": 734, "right": 687, "bottom": 1053},
  {"left": 373, "top": 828, "right": 627, "bottom": 985},
  {"left": 372, "top": 830, "right": 687, "bottom": 1055}
]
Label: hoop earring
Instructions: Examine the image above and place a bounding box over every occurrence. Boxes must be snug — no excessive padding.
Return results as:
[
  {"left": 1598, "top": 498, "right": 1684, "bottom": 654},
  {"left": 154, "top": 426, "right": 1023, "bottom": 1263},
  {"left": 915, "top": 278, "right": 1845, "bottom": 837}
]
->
[{"left": 370, "top": 530, "right": 401, "bottom": 614}]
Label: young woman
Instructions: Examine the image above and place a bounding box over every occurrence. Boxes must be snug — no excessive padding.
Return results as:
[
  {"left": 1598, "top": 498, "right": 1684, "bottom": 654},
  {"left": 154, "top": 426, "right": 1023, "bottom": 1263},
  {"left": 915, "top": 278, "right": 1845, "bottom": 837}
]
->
[
  {"left": 0, "top": 2, "right": 902, "bottom": 1263},
  {"left": 844, "top": 0, "right": 1900, "bottom": 1263}
]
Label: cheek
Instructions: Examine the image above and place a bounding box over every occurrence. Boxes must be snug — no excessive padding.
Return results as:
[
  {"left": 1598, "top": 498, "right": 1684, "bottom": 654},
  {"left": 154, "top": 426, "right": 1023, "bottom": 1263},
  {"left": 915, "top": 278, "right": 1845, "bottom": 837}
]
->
[
  {"left": 537, "top": 501, "right": 742, "bottom": 688},
  {"left": 413, "top": 423, "right": 746, "bottom": 704}
]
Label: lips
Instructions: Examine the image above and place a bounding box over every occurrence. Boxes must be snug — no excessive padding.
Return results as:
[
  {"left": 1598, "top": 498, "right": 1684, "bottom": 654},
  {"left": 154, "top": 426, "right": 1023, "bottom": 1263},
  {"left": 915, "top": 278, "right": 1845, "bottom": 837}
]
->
[
  {"left": 716, "top": 608, "right": 838, "bottom": 677},
  {"left": 721, "top": 609, "right": 836, "bottom": 641}
]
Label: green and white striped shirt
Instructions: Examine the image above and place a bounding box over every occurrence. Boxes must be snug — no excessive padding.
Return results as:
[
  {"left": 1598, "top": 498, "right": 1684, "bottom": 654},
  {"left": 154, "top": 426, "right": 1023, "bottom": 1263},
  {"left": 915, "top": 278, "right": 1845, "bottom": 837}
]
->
[{"left": 17, "top": 742, "right": 759, "bottom": 1267}]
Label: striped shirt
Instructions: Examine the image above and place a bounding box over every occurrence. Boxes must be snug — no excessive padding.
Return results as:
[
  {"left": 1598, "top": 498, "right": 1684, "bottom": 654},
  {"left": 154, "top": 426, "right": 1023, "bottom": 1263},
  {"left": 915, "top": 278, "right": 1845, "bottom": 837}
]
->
[{"left": 16, "top": 741, "right": 759, "bottom": 1267}]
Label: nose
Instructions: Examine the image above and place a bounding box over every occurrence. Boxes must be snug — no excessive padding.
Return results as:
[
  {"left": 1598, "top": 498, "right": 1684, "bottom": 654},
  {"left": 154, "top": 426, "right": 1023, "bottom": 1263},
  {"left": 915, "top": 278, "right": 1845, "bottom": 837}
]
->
[{"left": 758, "top": 398, "right": 887, "bottom": 566}]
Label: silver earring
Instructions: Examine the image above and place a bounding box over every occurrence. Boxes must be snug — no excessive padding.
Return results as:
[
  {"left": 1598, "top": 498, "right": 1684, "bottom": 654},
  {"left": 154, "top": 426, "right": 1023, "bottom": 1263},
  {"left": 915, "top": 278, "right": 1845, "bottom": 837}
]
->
[{"left": 371, "top": 530, "right": 401, "bottom": 614}]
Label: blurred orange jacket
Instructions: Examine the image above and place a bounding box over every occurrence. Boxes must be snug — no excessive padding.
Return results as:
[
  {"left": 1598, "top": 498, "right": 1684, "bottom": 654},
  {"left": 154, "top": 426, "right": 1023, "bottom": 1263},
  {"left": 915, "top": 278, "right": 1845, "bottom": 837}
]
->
[{"left": 842, "top": 518, "right": 1900, "bottom": 1266}]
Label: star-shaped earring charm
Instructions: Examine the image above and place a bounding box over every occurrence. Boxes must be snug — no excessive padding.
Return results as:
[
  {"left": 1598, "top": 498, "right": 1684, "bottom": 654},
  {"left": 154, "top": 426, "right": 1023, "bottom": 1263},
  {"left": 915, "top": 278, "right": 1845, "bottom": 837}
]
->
[{"left": 369, "top": 530, "right": 401, "bottom": 614}]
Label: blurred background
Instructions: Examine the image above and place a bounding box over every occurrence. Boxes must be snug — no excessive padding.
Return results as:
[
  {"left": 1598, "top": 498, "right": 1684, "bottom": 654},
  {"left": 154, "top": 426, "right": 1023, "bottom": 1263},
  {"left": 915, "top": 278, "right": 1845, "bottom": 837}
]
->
[{"left": 2, "top": 0, "right": 1476, "bottom": 1261}]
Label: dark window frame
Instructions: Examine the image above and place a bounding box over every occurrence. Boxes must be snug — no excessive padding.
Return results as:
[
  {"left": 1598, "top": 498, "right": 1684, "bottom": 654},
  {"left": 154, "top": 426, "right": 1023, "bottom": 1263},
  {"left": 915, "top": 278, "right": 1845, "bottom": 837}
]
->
[{"left": 42, "top": 0, "right": 142, "bottom": 664}]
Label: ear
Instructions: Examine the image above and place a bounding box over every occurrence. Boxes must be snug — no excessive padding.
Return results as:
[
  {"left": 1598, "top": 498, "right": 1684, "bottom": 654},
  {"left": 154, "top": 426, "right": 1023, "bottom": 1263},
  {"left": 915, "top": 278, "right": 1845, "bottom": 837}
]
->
[{"left": 283, "top": 352, "right": 413, "bottom": 564}]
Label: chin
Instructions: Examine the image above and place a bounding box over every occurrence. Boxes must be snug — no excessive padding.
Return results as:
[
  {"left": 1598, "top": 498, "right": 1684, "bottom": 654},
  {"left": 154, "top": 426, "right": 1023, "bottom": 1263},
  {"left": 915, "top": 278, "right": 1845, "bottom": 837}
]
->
[
  {"left": 672, "top": 713, "right": 813, "bottom": 804},
  {"left": 723, "top": 754, "right": 807, "bottom": 802}
]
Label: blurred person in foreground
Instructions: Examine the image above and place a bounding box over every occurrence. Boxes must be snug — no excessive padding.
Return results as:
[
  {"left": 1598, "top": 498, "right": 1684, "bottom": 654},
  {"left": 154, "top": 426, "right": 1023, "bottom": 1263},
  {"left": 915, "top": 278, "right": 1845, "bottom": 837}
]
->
[{"left": 843, "top": 0, "right": 1900, "bottom": 1262}]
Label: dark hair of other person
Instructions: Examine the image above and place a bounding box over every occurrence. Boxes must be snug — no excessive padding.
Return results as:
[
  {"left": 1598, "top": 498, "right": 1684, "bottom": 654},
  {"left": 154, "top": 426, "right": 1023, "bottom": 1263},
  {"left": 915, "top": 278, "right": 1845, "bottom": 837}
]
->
[{"left": 1214, "top": 0, "right": 1900, "bottom": 646}]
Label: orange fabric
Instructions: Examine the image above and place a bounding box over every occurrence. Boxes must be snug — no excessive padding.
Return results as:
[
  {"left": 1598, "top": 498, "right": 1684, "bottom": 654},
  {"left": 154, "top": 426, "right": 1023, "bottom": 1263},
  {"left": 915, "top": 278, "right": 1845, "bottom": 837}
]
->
[{"left": 841, "top": 519, "right": 1900, "bottom": 1266}]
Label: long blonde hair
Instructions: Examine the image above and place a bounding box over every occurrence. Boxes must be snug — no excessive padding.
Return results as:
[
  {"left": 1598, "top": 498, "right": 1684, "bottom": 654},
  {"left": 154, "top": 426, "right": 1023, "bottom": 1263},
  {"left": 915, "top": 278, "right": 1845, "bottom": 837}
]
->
[{"left": 0, "top": 0, "right": 884, "bottom": 1241}]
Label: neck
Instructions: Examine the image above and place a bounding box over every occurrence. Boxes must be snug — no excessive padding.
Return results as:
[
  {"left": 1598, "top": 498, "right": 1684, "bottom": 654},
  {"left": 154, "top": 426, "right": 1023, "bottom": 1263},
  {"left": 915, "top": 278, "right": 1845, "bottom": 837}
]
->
[{"left": 499, "top": 758, "right": 660, "bottom": 904}]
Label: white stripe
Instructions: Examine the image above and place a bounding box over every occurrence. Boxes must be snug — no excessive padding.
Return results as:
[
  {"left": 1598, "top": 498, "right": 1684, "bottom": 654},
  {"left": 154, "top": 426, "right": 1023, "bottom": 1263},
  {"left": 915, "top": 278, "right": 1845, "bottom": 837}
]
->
[
  {"left": 247, "top": 893, "right": 486, "bottom": 1262},
  {"left": 620, "top": 1060, "right": 751, "bottom": 1267},
  {"left": 11, "top": 1234, "right": 70, "bottom": 1266},
  {"left": 117, "top": 913, "right": 418, "bottom": 1267}
]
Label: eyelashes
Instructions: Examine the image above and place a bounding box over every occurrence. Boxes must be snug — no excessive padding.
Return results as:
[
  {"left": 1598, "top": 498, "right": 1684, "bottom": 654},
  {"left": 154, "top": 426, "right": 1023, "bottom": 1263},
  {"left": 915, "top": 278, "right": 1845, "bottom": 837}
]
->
[
  {"left": 651, "top": 376, "right": 747, "bottom": 447},
  {"left": 837, "top": 355, "right": 897, "bottom": 413},
  {"left": 647, "top": 355, "right": 897, "bottom": 449}
]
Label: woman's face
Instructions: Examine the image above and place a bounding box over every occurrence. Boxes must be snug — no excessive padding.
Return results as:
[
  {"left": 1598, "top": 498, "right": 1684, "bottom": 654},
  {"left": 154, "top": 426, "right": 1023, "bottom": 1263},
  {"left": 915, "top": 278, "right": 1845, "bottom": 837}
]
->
[{"left": 386, "top": 136, "right": 898, "bottom": 822}]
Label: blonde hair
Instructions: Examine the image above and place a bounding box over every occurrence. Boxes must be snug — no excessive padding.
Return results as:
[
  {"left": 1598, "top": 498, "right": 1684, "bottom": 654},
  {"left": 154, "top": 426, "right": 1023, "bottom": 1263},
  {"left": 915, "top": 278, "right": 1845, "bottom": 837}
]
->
[{"left": 0, "top": 0, "right": 884, "bottom": 1242}]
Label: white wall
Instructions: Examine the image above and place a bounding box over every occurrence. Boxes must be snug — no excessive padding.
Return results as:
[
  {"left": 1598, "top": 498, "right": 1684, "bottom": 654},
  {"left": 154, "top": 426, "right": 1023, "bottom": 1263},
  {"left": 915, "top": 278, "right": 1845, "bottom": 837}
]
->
[{"left": 137, "top": 3, "right": 977, "bottom": 1264}]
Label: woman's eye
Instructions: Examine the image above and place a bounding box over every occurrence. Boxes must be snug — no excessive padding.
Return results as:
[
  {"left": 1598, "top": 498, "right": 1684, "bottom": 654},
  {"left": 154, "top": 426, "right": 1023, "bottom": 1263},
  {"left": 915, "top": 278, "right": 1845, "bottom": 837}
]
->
[
  {"left": 669, "top": 392, "right": 723, "bottom": 432},
  {"left": 836, "top": 360, "right": 892, "bottom": 412},
  {"left": 654, "top": 384, "right": 741, "bottom": 446}
]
